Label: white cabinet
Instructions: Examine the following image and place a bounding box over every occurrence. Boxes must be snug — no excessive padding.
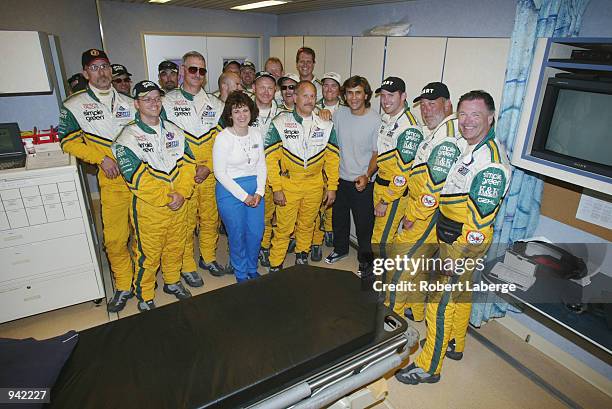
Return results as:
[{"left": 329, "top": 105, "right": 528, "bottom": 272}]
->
[
  {"left": 324, "top": 37, "right": 352, "bottom": 83},
  {"left": 351, "top": 37, "right": 386, "bottom": 89},
  {"left": 443, "top": 38, "right": 510, "bottom": 114},
  {"left": 0, "top": 162, "right": 103, "bottom": 323}
]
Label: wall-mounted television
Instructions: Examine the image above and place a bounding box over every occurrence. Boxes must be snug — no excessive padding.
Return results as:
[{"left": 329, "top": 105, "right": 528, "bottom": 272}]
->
[{"left": 531, "top": 76, "right": 612, "bottom": 179}]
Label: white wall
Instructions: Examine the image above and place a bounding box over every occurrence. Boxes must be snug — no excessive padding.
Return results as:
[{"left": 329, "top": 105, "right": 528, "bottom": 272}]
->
[{"left": 98, "top": 0, "right": 277, "bottom": 84}]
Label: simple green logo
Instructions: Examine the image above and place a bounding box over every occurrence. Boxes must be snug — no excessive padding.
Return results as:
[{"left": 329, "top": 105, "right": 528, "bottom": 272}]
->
[
  {"left": 428, "top": 141, "right": 460, "bottom": 185},
  {"left": 469, "top": 167, "right": 506, "bottom": 216},
  {"left": 397, "top": 128, "right": 423, "bottom": 164}
]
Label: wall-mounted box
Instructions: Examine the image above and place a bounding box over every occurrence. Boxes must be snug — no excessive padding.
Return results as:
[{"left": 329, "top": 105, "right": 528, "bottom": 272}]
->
[{"left": 0, "top": 31, "right": 53, "bottom": 95}]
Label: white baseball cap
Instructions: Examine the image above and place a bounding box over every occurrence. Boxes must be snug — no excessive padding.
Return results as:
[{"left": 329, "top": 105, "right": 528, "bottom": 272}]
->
[
  {"left": 277, "top": 73, "right": 300, "bottom": 86},
  {"left": 321, "top": 72, "right": 342, "bottom": 86}
]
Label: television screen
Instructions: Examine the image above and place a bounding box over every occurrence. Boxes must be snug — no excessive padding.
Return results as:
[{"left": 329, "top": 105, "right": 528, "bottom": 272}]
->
[{"left": 544, "top": 88, "right": 612, "bottom": 167}]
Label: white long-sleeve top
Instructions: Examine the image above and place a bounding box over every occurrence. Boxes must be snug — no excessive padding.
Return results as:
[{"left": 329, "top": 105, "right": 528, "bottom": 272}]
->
[{"left": 213, "top": 127, "right": 267, "bottom": 202}]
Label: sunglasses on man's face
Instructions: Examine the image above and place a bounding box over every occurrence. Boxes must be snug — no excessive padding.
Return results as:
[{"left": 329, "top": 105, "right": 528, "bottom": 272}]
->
[
  {"left": 187, "top": 66, "right": 207, "bottom": 76},
  {"left": 281, "top": 85, "right": 296, "bottom": 91},
  {"left": 113, "top": 78, "right": 131, "bottom": 84}
]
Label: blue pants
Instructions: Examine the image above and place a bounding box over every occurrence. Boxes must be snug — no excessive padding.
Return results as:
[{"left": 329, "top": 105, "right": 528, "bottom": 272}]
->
[{"left": 216, "top": 176, "right": 264, "bottom": 281}]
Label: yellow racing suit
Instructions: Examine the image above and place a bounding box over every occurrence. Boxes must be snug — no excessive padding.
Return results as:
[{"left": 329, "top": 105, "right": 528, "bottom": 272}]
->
[
  {"left": 373, "top": 104, "right": 423, "bottom": 252},
  {"left": 58, "top": 87, "right": 135, "bottom": 291},
  {"left": 416, "top": 128, "right": 511, "bottom": 376},
  {"left": 162, "top": 87, "right": 224, "bottom": 271},
  {"left": 312, "top": 98, "right": 345, "bottom": 246},
  {"left": 386, "top": 115, "right": 464, "bottom": 321},
  {"left": 265, "top": 110, "right": 340, "bottom": 267},
  {"left": 250, "top": 99, "right": 286, "bottom": 251},
  {"left": 113, "top": 115, "right": 196, "bottom": 302}
]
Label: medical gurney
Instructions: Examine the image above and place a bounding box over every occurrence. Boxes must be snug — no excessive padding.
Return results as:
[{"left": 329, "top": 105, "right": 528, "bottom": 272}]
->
[{"left": 50, "top": 266, "right": 417, "bottom": 408}]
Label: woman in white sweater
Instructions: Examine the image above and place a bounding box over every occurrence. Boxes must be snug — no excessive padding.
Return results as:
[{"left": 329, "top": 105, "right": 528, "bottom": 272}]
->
[{"left": 213, "top": 91, "right": 267, "bottom": 282}]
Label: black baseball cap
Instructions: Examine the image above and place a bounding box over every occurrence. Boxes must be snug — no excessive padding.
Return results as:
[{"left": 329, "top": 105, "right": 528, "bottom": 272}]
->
[
  {"left": 82, "top": 48, "right": 109, "bottom": 68},
  {"left": 133, "top": 80, "right": 164, "bottom": 99},
  {"left": 111, "top": 64, "right": 132, "bottom": 78},
  {"left": 413, "top": 82, "right": 450, "bottom": 103},
  {"left": 375, "top": 77, "right": 406, "bottom": 94},
  {"left": 158, "top": 60, "right": 178, "bottom": 73},
  {"left": 254, "top": 71, "right": 276, "bottom": 83}
]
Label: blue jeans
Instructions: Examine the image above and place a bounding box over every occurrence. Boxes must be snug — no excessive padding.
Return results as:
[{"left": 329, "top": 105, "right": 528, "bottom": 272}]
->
[{"left": 216, "top": 176, "right": 264, "bottom": 281}]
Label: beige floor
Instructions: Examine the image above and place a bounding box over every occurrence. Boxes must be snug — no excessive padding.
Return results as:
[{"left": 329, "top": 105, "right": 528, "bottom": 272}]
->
[{"left": 1, "top": 234, "right": 610, "bottom": 409}]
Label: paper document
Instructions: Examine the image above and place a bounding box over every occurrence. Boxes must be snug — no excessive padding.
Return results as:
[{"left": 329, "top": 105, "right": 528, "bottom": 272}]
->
[{"left": 575, "top": 190, "right": 612, "bottom": 230}]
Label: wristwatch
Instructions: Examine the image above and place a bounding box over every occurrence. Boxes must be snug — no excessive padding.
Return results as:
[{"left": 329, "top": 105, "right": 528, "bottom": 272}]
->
[{"left": 379, "top": 199, "right": 388, "bottom": 205}]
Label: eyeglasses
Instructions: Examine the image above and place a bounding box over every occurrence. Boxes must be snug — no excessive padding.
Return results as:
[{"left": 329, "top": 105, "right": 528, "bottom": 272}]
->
[
  {"left": 87, "top": 63, "right": 111, "bottom": 72},
  {"left": 187, "top": 66, "right": 207, "bottom": 76},
  {"left": 113, "top": 78, "right": 131, "bottom": 84},
  {"left": 138, "top": 97, "right": 162, "bottom": 104},
  {"left": 281, "top": 85, "right": 296, "bottom": 91}
]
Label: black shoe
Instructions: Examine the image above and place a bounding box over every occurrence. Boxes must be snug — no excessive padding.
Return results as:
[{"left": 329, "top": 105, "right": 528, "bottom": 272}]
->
[
  {"left": 295, "top": 252, "right": 309, "bottom": 265},
  {"left": 395, "top": 362, "right": 440, "bottom": 385},
  {"left": 198, "top": 258, "right": 225, "bottom": 277},
  {"left": 357, "top": 262, "right": 373, "bottom": 277},
  {"left": 107, "top": 290, "right": 133, "bottom": 313},
  {"left": 324, "top": 231, "right": 334, "bottom": 248},
  {"left": 225, "top": 263, "right": 235, "bottom": 276},
  {"left": 163, "top": 282, "right": 192, "bottom": 300},
  {"left": 258, "top": 247, "right": 270, "bottom": 267},
  {"left": 446, "top": 339, "right": 464, "bottom": 361},
  {"left": 181, "top": 271, "right": 204, "bottom": 287},
  {"left": 137, "top": 300, "right": 156, "bottom": 312},
  {"left": 287, "top": 238, "right": 297, "bottom": 253},
  {"left": 311, "top": 245, "right": 323, "bottom": 262},
  {"left": 269, "top": 265, "right": 282, "bottom": 273},
  {"left": 325, "top": 251, "right": 348, "bottom": 264}
]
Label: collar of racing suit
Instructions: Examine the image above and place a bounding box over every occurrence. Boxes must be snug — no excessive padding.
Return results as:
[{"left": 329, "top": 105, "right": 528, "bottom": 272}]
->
[
  {"left": 134, "top": 111, "right": 164, "bottom": 135},
  {"left": 473, "top": 127, "right": 496, "bottom": 151}
]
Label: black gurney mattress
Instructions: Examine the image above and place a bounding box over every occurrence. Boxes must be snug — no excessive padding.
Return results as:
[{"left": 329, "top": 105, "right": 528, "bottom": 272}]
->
[{"left": 49, "top": 266, "right": 408, "bottom": 408}]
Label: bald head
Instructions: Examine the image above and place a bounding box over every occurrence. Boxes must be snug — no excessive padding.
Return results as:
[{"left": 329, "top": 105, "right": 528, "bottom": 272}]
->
[
  {"left": 296, "top": 80, "right": 316, "bottom": 95},
  {"left": 218, "top": 72, "right": 242, "bottom": 102}
]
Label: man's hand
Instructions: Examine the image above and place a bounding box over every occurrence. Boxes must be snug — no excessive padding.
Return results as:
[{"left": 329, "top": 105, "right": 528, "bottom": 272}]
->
[
  {"left": 324, "top": 190, "right": 336, "bottom": 207},
  {"left": 374, "top": 201, "right": 388, "bottom": 217},
  {"left": 194, "top": 165, "right": 211, "bottom": 184},
  {"left": 100, "top": 156, "right": 120, "bottom": 179},
  {"left": 273, "top": 190, "right": 286, "bottom": 206},
  {"left": 354, "top": 175, "right": 368, "bottom": 192},
  {"left": 244, "top": 194, "right": 255, "bottom": 206},
  {"left": 402, "top": 218, "right": 415, "bottom": 230},
  {"left": 167, "top": 192, "right": 185, "bottom": 211},
  {"left": 319, "top": 109, "right": 332, "bottom": 121},
  {"left": 252, "top": 193, "right": 262, "bottom": 208}
]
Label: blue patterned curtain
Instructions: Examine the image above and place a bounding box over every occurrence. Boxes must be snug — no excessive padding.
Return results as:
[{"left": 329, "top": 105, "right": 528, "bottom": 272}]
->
[{"left": 470, "top": 0, "right": 591, "bottom": 327}]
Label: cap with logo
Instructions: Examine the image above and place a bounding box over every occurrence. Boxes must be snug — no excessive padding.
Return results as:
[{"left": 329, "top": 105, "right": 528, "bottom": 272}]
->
[
  {"left": 254, "top": 71, "right": 276, "bottom": 83},
  {"left": 321, "top": 72, "right": 342, "bottom": 86},
  {"left": 277, "top": 73, "right": 300, "bottom": 86},
  {"left": 82, "top": 48, "right": 109, "bottom": 68},
  {"left": 158, "top": 60, "right": 178, "bottom": 73},
  {"left": 375, "top": 76, "right": 406, "bottom": 94},
  {"left": 413, "top": 82, "right": 450, "bottom": 103},
  {"left": 111, "top": 64, "right": 132, "bottom": 78},
  {"left": 240, "top": 60, "right": 256, "bottom": 71},
  {"left": 133, "top": 80, "right": 164, "bottom": 99}
]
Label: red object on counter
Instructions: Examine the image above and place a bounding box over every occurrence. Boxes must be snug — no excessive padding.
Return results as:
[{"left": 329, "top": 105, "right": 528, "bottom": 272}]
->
[{"left": 21, "top": 126, "right": 60, "bottom": 144}]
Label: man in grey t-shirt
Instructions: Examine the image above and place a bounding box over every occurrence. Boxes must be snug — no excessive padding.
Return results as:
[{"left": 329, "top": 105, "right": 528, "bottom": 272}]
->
[{"left": 324, "top": 76, "right": 381, "bottom": 276}]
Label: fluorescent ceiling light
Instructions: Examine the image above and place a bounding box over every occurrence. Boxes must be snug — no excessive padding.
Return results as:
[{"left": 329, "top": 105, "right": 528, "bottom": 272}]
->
[
  {"left": 231, "top": 1, "right": 288, "bottom": 11},
  {"left": 149, "top": 0, "right": 172, "bottom": 4}
]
